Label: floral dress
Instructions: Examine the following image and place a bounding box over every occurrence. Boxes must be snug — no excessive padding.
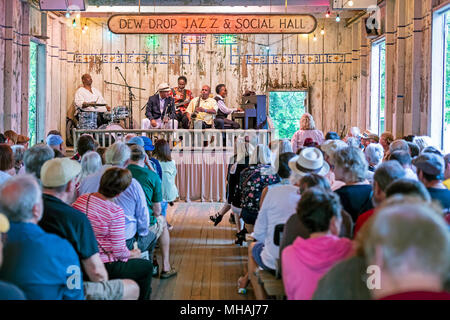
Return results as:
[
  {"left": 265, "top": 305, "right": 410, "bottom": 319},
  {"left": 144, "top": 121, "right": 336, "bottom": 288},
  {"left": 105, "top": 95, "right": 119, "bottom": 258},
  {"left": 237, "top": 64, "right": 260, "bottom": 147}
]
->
[{"left": 237, "top": 164, "right": 280, "bottom": 224}]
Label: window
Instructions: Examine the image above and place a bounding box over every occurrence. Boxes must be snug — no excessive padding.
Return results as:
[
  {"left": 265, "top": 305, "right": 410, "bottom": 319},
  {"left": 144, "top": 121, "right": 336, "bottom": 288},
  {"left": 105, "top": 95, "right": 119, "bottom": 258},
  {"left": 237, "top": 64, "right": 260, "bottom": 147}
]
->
[
  {"left": 269, "top": 91, "right": 307, "bottom": 139},
  {"left": 370, "top": 39, "right": 386, "bottom": 135},
  {"left": 431, "top": 5, "right": 450, "bottom": 153},
  {"left": 28, "top": 39, "right": 45, "bottom": 146}
]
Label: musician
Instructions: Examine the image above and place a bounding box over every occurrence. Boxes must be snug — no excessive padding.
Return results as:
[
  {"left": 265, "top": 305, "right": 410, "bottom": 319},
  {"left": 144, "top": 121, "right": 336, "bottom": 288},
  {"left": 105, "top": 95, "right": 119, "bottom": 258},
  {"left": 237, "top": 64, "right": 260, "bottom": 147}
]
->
[
  {"left": 214, "top": 84, "right": 241, "bottom": 129},
  {"left": 142, "top": 83, "right": 178, "bottom": 129},
  {"left": 170, "top": 76, "right": 193, "bottom": 129},
  {"left": 185, "top": 85, "right": 224, "bottom": 129},
  {"left": 74, "top": 74, "right": 111, "bottom": 127}
]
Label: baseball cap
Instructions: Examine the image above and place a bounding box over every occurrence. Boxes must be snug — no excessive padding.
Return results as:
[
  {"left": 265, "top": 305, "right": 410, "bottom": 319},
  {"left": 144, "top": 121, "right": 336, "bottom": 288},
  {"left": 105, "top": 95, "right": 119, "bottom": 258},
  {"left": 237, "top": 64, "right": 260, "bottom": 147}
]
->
[
  {"left": 141, "top": 136, "right": 155, "bottom": 151},
  {"left": 40, "top": 158, "right": 81, "bottom": 187},
  {"left": 0, "top": 213, "right": 9, "bottom": 233},
  {"left": 412, "top": 153, "right": 445, "bottom": 178},
  {"left": 46, "top": 134, "right": 64, "bottom": 146},
  {"left": 127, "top": 136, "right": 144, "bottom": 147}
]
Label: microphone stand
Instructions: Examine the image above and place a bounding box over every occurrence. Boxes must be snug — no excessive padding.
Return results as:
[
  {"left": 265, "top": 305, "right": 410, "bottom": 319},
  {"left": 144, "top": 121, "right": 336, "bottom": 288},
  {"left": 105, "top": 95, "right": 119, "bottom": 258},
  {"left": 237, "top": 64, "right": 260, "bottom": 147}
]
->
[{"left": 108, "top": 67, "right": 145, "bottom": 129}]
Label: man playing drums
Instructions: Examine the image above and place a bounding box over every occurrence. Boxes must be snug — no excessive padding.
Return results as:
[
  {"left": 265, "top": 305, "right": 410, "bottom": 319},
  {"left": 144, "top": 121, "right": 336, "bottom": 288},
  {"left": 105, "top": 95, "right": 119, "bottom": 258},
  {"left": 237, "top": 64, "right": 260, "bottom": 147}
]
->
[{"left": 74, "top": 74, "right": 111, "bottom": 128}]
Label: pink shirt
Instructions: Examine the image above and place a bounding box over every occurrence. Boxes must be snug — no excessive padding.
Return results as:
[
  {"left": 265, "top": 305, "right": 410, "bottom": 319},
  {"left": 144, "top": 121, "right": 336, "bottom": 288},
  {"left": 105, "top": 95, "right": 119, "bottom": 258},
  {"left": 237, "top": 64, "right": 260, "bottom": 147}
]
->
[
  {"left": 73, "top": 194, "right": 130, "bottom": 263},
  {"left": 291, "top": 129, "right": 325, "bottom": 153}
]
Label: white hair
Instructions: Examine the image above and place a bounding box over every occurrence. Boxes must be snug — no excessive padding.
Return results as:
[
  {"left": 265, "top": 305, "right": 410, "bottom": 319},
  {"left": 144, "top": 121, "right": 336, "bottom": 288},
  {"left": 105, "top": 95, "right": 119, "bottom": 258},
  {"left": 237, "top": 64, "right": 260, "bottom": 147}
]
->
[
  {"left": 250, "top": 144, "right": 272, "bottom": 166},
  {"left": 105, "top": 142, "right": 131, "bottom": 166},
  {"left": 413, "top": 136, "right": 434, "bottom": 152},
  {"left": 348, "top": 127, "right": 361, "bottom": 137},
  {"left": 79, "top": 151, "right": 102, "bottom": 182},
  {"left": 389, "top": 139, "right": 409, "bottom": 153},
  {"left": 364, "top": 201, "right": 450, "bottom": 278},
  {"left": 365, "top": 143, "right": 384, "bottom": 166},
  {"left": 321, "top": 139, "right": 348, "bottom": 163},
  {"left": 0, "top": 174, "right": 42, "bottom": 223}
]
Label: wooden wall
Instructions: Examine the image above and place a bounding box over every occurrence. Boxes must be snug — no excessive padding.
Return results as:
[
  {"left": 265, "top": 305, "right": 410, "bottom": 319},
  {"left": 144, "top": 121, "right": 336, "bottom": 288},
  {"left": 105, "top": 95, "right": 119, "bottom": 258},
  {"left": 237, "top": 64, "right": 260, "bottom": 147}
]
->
[
  {"left": 0, "top": 0, "right": 30, "bottom": 134},
  {"left": 1, "top": 0, "right": 449, "bottom": 142}
]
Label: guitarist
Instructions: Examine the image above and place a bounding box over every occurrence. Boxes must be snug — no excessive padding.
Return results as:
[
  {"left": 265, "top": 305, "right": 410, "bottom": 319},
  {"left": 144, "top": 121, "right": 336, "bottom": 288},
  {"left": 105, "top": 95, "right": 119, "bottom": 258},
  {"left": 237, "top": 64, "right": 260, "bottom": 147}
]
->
[{"left": 170, "top": 76, "right": 193, "bottom": 129}]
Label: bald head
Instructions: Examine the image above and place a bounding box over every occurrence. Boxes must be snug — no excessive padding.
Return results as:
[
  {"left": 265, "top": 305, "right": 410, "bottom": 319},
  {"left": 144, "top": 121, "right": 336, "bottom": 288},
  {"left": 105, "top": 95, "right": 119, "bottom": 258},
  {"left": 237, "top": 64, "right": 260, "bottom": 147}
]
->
[
  {"left": 0, "top": 175, "right": 43, "bottom": 224},
  {"left": 201, "top": 85, "right": 211, "bottom": 100},
  {"left": 82, "top": 74, "right": 92, "bottom": 86}
]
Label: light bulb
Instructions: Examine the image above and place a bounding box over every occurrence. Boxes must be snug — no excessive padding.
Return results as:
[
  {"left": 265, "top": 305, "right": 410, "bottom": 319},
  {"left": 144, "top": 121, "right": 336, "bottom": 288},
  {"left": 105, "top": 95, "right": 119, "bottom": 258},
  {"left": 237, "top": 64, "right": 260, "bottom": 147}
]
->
[
  {"left": 72, "top": 19, "right": 76, "bottom": 28},
  {"left": 313, "top": 34, "right": 317, "bottom": 41},
  {"left": 76, "top": 13, "right": 80, "bottom": 19},
  {"left": 65, "top": 12, "right": 70, "bottom": 18},
  {"left": 320, "top": 28, "right": 325, "bottom": 35},
  {"left": 84, "top": 24, "right": 88, "bottom": 30},
  {"left": 336, "top": 14, "right": 341, "bottom": 22},
  {"left": 348, "top": 0, "right": 354, "bottom": 6},
  {"left": 325, "top": 9, "right": 331, "bottom": 18},
  {"left": 302, "top": 33, "right": 308, "bottom": 38}
]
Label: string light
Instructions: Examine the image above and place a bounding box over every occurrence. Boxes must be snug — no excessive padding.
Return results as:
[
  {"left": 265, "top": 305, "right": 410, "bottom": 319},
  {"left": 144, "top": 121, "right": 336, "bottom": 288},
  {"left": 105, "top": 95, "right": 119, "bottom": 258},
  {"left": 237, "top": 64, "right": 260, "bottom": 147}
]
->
[
  {"left": 76, "top": 13, "right": 81, "bottom": 19},
  {"left": 72, "top": 19, "right": 76, "bottom": 28},
  {"left": 320, "top": 27, "right": 325, "bottom": 35},
  {"left": 313, "top": 34, "right": 317, "bottom": 41},
  {"left": 325, "top": 8, "right": 331, "bottom": 18},
  {"left": 347, "top": 0, "right": 354, "bottom": 7},
  {"left": 336, "top": 14, "right": 341, "bottom": 22},
  {"left": 65, "top": 12, "right": 70, "bottom": 18}
]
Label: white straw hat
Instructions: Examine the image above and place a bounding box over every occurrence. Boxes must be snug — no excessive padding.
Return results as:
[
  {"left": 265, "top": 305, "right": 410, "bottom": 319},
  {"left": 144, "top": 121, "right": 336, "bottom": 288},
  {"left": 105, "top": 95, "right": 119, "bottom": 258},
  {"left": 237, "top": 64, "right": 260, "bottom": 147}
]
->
[
  {"left": 157, "top": 83, "right": 171, "bottom": 92},
  {"left": 288, "top": 147, "right": 330, "bottom": 177}
]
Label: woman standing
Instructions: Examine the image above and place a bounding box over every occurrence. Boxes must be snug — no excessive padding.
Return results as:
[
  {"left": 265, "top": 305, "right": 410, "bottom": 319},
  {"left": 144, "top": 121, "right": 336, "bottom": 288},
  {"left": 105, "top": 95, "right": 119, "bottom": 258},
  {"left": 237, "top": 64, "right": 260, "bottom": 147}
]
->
[
  {"left": 153, "top": 139, "right": 179, "bottom": 219},
  {"left": 290, "top": 113, "right": 325, "bottom": 154}
]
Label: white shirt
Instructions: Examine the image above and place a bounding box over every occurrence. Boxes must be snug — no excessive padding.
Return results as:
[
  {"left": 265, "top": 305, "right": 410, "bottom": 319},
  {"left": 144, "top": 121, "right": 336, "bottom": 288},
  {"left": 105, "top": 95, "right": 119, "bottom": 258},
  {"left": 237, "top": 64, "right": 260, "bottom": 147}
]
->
[
  {"left": 253, "top": 184, "right": 301, "bottom": 270},
  {"left": 404, "top": 167, "right": 418, "bottom": 180},
  {"left": 215, "top": 95, "right": 233, "bottom": 115},
  {"left": 74, "top": 87, "right": 108, "bottom": 113}
]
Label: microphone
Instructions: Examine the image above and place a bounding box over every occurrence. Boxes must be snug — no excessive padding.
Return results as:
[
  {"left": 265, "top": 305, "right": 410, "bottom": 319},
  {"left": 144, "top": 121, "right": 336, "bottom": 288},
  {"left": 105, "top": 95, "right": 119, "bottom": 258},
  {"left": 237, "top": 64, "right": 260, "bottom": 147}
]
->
[{"left": 115, "top": 66, "right": 119, "bottom": 70}]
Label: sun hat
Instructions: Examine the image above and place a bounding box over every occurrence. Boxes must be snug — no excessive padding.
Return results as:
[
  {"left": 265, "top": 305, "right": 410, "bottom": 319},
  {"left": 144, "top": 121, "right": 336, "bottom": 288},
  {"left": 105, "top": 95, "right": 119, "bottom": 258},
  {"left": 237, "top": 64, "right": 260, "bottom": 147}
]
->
[
  {"left": 40, "top": 158, "right": 81, "bottom": 187},
  {"left": 157, "top": 83, "right": 171, "bottom": 92},
  {"left": 288, "top": 147, "right": 330, "bottom": 176}
]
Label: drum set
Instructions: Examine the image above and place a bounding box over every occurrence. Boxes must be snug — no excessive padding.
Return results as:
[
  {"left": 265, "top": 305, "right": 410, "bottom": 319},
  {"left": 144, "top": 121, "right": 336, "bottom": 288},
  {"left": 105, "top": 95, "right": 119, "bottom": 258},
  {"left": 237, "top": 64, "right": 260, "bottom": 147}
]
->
[{"left": 78, "top": 105, "right": 129, "bottom": 130}]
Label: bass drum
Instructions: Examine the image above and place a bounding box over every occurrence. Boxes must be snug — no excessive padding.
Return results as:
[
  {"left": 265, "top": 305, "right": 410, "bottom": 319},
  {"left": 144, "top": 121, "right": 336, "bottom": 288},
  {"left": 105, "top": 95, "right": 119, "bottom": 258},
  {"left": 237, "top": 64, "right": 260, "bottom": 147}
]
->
[{"left": 97, "top": 123, "right": 124, "bottom": 147}]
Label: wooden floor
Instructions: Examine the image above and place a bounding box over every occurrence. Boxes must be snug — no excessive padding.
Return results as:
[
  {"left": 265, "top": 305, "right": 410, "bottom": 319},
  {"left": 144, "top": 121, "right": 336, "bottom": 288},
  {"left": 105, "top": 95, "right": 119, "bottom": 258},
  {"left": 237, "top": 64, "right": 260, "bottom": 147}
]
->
[{"left": 150, "top": 202, "right": 255, "bottom": 300}]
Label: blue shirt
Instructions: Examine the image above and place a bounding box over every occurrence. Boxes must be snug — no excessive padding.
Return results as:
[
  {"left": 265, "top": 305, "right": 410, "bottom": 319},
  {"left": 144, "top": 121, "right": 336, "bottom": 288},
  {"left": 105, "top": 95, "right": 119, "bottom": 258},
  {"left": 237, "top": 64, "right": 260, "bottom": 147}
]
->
[
  {"left": 0, "top": 222, "right": 84, "bottom": 300},
  {"left": 150, "top": 158, "right": 163, "bottom": 180},
  {"left": 79, "top": 165, "right": 150, "bottom": 239},
  {"left": 0, "top": 281, "right": 26, "bottom": 300}
]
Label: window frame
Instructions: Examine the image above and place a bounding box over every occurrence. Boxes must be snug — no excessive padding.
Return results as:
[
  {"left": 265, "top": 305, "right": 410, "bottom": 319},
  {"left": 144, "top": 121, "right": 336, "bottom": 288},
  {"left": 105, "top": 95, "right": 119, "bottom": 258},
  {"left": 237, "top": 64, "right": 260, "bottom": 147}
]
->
[{"left": 369, "top": 37, "right": 386, "bottom": 136}]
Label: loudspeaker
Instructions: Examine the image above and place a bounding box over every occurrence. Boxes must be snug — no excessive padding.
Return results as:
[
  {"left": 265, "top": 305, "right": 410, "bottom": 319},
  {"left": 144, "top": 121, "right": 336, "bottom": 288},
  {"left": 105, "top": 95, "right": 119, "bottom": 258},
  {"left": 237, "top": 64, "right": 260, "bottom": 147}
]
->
[
  {"left": 39, "top": 0, "right": 85, "bottom": 11},
  {"left": 365, "top": 17, "right": 381, "bottom": 39}
]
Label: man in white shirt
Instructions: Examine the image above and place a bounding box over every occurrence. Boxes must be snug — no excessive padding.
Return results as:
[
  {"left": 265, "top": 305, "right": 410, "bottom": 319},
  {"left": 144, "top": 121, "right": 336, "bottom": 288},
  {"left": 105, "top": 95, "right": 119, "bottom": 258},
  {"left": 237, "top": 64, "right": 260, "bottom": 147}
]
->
[
  {"left": 74, "top": 74, "right": 111, "bottom": 127},
  {"left": 185, "top": 85, "right": 221, "bottom": 129},
  {"left": 213, "top": 84, "right": 241, "bottom": 129}
]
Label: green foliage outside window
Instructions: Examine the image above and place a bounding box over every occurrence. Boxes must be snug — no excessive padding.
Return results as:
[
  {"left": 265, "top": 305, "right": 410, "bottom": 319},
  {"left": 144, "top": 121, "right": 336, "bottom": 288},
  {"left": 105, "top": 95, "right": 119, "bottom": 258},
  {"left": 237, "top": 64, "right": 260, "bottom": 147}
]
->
[
  {"left": 379, "top": 41, "right": 386, "bottom": 134},
  {"left": 269, "top": 91, "right": 307, "bottom": 139},
  {"left": 28, "top": 41, "right": 37, "bottom": 146},
  {"left": 444, "top": 11, "right": 450, "bottom": 153}
]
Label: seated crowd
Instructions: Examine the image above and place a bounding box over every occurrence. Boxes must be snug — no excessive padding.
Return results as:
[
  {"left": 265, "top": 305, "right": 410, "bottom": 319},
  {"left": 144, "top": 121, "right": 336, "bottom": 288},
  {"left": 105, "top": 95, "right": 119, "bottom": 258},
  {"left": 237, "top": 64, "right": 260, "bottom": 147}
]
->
[
  {"left": 0, "top": 112, "right": 449, "bottom": 300},
  {"left": 210, "top": 112, "right": 450, "bottom": 299},
  {"left": 0, "top": 130, "right": 178, "bottom": 300}
]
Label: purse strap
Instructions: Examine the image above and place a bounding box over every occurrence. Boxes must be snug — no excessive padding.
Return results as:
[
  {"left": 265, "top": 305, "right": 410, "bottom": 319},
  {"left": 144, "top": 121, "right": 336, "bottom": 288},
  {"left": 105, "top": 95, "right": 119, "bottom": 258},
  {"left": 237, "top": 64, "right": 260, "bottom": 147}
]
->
[{"left": 85, "top": 194, "right": 116, "bottom": 263}]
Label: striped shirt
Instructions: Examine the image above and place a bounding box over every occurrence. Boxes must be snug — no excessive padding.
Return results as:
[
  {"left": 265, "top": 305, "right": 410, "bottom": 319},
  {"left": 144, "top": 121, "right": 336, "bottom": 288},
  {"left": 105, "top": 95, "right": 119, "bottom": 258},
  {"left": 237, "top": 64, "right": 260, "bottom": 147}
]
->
[{"left": 73, "top": 194, "right": 130, "bottom": 264}]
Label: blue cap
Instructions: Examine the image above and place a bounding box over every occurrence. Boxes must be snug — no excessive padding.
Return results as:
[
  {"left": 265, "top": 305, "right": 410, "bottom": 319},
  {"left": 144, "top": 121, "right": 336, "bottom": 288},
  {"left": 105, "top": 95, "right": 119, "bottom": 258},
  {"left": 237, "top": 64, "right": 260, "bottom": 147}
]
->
[
  {"left": 141, "top": 136, "right": 155, "bottom": 151},
  {"left": 46, "top": 134, "right": 63, "bottom": 146},
  {"left": 127, "top": 136, "right": 144, "bottom": 147}
]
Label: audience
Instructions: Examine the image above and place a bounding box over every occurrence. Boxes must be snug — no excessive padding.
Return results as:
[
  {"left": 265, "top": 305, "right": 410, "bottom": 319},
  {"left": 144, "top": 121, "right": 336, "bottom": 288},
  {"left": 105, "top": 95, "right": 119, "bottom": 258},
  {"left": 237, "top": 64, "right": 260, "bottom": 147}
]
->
[
  {"left": 0, "top": 144, "right": 15, "bottom": 186},
  {"left": 4, "top": 130, "right": 18, "bottom": 146},
  {"left": 282, "top": 188, "right": 353, "bottom": 300},
  {"left": 291, "top": 113, "right": 324, "bottom": 153},
  {"left": 128, "top": 145, "right": 177, "bottom": 279},
  {"left": 413, "top": 135, "right": 434, "bottom": 153},
  {"left": 78, "top": 143, "right": 156, "bottom": 270},
  {"left": 96, "top": 146, "right": 107, "bottom": 165},
  {"left": 76, "top": 151, "right": 103, "bottom": 195},
  {"left": 320, "top": 139, "right": 347, "bottom": 190},
  {"left": 333, "top": 146, "right": 373, "bottom": 222},
  {"left": 234, "top": 144, "right": 280, "bottom": 244},
  {"left": 389, "top": 139, "right": 410, "bottom": 154},
  {"left": 444, "top": 153, "right": 450, "bottom": 190},
  {"left": 72, "top": 134, "right": 96, "bottom": 162},
  {"left": 23, "top": 144, "right": 54, "bottom": 180},
  {"left": 11, "top": 144, "right": 26, "bottom": 175},
  {"left": 38, "top": 158, "right": 138, "bottom": 300},
  {"left": 0, "top": 133, "right": 5, "bottom": 144},
  {"left": 46, "top": 134, "right": 65, "bottom": 155},
  {"left": 388, "top": 150, "right": 417, "bottom": 180},
  {"left": 73, "top": 167, "right": 153, "bottom": 300},
  {"left": 407, "top": 141, "right": 420, "bottom": 158},
  {"left": 0, "top": 175, "right": 83, "bottom": 299},
  {"left": 141, "top": 136, "right": 163, "bottom": 180},
  {"left": 153, "top": 139, "right": 178, "bottom": 219},
  {"left": 379, "top": 132, "right": 394, "bottom": 158},
  {"left": 353, "top": 161, "right": 406, "bottom": 238},
  {"left": 363, "top": 199, "right": 450, "bottom": 300},
  {"left": 413, "top": 153, "right": 450, "bottom": 213},
  {"left": 325, "top": 131, "right": 340, "bottom": 140},
  {"left": 364, "top": 143, "right": 384, "bottom": 177},
  {"left": 239, "top": 152, "right": 298, "bottom": 297},
  {"left": 0, "top": 213, "right": 26, "bottom": 300},
  {"left": 384, "top": 178, "right": 431, "bottom": 201},
  {"left": 16, "top": 135, "right": 30, "bottom": 149}
]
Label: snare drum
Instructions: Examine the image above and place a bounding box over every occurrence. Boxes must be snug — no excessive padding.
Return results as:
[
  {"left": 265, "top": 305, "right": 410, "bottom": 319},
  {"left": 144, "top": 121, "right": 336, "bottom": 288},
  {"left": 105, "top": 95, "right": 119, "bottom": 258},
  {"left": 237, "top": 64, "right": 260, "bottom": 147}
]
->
[
  {"left": 114, "top": 106, "right": 129, "bottom": 120},
  {"left": 103, "top": 112, "right": 113, "bottom": 122},
  {"left": 78, "top": 112, "right": 98, "bottom": 129}
]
